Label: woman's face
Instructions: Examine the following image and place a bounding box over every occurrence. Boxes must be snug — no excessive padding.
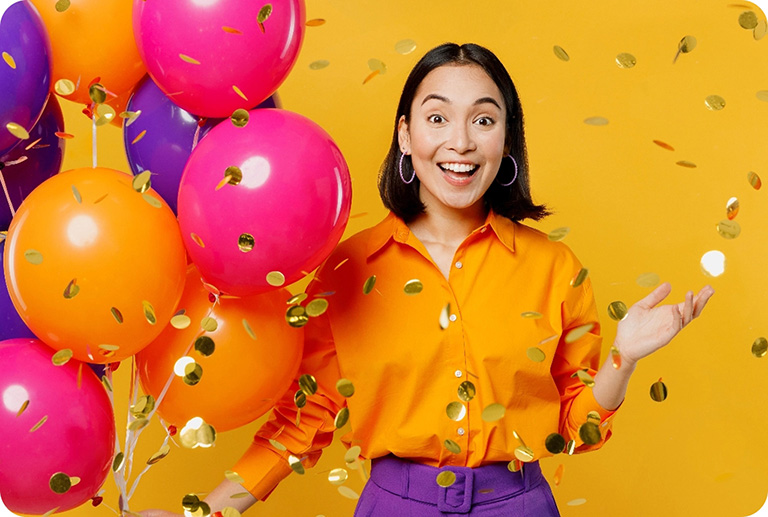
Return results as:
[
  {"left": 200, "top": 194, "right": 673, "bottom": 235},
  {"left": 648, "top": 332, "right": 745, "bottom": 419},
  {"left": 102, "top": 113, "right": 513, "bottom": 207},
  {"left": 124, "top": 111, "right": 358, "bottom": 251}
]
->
[{"left": 398, "top": 64, "right": 507, "bottom": 215}]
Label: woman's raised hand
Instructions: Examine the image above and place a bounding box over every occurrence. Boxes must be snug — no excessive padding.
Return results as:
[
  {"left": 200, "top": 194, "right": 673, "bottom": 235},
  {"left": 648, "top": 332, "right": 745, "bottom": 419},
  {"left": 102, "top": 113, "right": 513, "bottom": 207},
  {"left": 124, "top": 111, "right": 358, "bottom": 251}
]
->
[{"left": 614, "top": 282, "right": 715, "bottom": 366}]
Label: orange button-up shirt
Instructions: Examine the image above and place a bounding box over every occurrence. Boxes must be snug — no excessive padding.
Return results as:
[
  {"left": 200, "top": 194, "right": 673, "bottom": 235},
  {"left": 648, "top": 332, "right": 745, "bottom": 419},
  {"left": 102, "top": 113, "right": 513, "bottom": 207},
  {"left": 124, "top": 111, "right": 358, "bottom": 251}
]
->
[{"left": 234, "top": 209, "right": 617, "bottom": 501}]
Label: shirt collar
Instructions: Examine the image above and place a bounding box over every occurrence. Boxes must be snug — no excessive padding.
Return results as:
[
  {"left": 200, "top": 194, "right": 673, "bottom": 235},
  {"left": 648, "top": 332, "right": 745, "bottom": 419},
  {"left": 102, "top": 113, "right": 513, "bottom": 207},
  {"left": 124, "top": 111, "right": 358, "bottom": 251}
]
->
[{"left": 365, "top": 209, "right": 517, "bottom": 258}]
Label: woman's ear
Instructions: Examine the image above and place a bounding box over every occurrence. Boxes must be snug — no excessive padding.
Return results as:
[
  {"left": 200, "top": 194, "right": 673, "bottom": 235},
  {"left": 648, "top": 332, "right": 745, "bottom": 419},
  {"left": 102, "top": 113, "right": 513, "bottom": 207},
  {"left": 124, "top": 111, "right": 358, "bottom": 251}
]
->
[{"left": 397, "top": 115, "right": 410, "bottom": 154}]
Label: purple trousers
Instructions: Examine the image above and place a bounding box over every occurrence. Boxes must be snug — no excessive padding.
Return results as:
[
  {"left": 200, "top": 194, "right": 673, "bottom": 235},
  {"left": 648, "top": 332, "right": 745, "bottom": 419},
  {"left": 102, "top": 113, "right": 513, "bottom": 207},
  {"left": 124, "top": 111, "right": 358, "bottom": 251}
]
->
[{"left": 354, "top": 455, "right": 560, "bottom": 517}]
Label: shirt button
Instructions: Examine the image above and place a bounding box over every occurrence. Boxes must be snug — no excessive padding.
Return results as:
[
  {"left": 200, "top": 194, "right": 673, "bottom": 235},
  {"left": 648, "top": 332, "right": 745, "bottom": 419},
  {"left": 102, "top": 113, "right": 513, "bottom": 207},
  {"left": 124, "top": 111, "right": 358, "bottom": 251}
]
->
[
  {"left": 449, "top": 314, "right": 457, "bottom": 322},
  {"left": 457, "top": 427, "right": 466, "bottom": 436},
  {"left": 455, "top": 261, "right": 463, "bottom": 269},
  {"left": 454, "top": 370, "right": 462, "bottom": 378}
]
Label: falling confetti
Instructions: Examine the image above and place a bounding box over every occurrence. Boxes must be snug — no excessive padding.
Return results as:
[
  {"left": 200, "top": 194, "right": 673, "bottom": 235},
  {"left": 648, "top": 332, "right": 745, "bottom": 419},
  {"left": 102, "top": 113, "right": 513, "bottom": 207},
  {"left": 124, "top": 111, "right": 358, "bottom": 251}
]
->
[{"left": 553, "top": 45, "right": 570, "bottom": 61}]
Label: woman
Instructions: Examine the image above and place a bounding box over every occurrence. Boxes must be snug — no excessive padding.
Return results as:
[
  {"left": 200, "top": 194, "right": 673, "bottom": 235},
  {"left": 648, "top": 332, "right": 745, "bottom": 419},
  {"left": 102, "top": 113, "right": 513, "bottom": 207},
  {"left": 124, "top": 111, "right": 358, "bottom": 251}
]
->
[{"left": 141, "top": 42, "right": 714, "bottom": 516}]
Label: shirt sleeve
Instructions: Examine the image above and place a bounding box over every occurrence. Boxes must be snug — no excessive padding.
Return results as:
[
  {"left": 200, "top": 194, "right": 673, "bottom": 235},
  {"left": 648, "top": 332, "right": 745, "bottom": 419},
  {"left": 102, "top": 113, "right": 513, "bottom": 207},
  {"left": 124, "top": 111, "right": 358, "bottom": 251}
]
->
[
  {"left": 232, "top": 272, "right": 347, "bottom": 501},
  {"left": 551, "top": 270, "right": 620, "bottom": 454}
]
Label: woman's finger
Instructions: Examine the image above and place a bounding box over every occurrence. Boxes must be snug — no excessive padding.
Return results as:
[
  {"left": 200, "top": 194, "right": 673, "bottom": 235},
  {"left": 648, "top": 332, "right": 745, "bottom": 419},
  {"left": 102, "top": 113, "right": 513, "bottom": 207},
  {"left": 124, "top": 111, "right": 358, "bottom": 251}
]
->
[
  {"left": 637, "top": 282, "right": 672, "bottom": 310},
  {"left": 692, "top": 286, "right": 715, "bottom": 319},
  {"left": 684, "top": 291, "right": 694, "bottom": 326}
]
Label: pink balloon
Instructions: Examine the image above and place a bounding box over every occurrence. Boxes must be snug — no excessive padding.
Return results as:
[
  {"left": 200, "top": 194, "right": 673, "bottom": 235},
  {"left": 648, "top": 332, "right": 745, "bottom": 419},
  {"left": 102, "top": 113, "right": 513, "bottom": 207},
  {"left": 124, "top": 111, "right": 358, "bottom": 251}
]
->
[
  {"left": 0, "top": 338, "right": 115, "bottom": 514},
  {"left": 133, "top": 0, "right": 305, "bottom": 118},
  {"left": 177, "top": 108, "right": 351, "bottom": 296}
]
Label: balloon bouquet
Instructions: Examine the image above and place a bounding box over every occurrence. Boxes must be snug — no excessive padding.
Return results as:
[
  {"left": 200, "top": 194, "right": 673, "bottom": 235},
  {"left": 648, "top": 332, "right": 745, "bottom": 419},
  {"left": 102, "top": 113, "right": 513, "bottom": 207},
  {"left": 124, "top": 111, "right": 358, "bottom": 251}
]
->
[{"left": 0, "top": 0, "right": 352, "bottom": 514}]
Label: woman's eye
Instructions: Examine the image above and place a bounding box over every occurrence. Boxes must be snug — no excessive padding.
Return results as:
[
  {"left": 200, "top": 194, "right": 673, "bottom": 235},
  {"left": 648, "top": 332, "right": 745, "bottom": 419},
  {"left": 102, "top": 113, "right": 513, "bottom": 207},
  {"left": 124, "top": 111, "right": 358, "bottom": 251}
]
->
[
  {"left": 428, "top": 115, "right": 445, "bottom": 124},
  {"left": 475, "top": 117, "right": 494, "bottom": 126}
]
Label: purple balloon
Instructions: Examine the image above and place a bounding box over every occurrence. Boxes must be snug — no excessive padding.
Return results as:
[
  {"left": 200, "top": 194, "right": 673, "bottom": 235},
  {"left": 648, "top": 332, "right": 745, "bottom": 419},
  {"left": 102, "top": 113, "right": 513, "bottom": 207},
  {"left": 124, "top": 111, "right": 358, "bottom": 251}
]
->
[
  {"left": 124, "top": 76, "right": 279, "bottom": 213},
  {"left": 0, "top": 241, "right": 34, "bottom": 340},
  {"left": 0, "top": 0, "right": 52, "bottom": 157},
  {"left": 0, "top": 95, "right": 65, "bottom": 230}
]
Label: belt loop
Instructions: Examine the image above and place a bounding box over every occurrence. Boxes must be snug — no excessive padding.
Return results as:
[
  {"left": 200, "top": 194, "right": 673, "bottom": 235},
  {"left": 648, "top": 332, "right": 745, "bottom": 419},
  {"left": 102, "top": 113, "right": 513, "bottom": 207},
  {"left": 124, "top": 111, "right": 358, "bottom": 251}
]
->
[
  {"left": 521, "top": 461, "right": 529, "bottom": 491},
  {"left": 400, "top": 458, "right": 410, "bottom": 499}
]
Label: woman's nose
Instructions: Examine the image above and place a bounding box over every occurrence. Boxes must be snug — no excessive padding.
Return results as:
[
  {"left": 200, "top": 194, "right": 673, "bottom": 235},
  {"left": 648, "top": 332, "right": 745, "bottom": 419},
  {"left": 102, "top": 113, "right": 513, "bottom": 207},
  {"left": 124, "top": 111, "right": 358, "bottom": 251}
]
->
[{"left": 447, "top": 122, "right": 476, "bottom": 153}]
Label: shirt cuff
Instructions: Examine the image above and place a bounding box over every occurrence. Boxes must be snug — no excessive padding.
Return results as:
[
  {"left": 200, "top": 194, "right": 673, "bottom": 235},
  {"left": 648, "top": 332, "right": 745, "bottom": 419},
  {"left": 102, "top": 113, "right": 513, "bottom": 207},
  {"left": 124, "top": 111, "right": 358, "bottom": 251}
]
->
[
  {"left": 232, "top": 440, "right": 294, "bottom": 501},
  {"left": 571, "top": 385, "right": 621, "bottom": 426}
]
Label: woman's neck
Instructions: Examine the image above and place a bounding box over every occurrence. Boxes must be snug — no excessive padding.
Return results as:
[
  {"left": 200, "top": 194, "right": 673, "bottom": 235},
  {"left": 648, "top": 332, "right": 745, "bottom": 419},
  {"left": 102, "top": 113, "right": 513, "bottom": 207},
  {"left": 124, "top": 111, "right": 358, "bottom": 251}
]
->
[{"left": 408, "top": 201, "right": 488, "bottom": 245}]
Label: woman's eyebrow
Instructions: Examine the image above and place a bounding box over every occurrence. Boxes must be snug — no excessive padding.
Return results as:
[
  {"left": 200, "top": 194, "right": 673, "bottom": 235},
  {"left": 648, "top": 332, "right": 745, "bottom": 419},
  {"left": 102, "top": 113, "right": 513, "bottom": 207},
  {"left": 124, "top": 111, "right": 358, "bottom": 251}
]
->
[{"left": 420, "top": 94, "right": 502, "bottom": 110}]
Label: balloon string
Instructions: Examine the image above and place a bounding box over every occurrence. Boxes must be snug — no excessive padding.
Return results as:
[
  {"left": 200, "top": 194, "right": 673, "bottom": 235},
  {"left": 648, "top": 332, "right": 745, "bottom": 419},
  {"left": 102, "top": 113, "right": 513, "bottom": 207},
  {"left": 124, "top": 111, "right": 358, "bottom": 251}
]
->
[
  {"left": 92, "top": 106, "right": 97, "bottom": 168},
  {"left": 104, "top": 366, "right": 129, "bottom": 512},
  {"left": 0, "top": 168, "right": 15, "bottom": 217},
  {"left": 127, "top": 433, "right": 171, "bottom": 500}
]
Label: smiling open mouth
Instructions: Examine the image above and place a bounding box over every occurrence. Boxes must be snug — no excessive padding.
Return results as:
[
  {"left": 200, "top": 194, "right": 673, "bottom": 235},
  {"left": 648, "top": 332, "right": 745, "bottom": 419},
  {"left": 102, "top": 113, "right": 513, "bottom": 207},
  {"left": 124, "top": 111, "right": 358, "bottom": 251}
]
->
[{"left": 438, "top": 163, "right": 479, "bottom": 177}]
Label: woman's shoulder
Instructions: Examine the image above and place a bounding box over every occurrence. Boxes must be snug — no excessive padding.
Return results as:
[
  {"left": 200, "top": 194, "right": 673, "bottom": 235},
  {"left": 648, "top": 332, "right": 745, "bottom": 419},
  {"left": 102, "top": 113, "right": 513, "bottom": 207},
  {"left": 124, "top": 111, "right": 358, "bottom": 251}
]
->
[{"left": 513, "top": 221, "right": 584, "bottom": 270}]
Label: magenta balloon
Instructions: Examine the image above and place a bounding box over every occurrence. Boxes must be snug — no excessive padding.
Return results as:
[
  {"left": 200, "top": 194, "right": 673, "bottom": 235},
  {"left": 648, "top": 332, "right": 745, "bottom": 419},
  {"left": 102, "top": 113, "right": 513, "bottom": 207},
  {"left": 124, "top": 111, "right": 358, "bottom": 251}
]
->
[
  {"left": 177, "top": 109, "right": 351, "bottom": 296},
  {"left": 0, "top": 338, "right": 115, "bottom": 514},
  {"left": 133, "top": 0, "right": 305, "bottom": 118}
]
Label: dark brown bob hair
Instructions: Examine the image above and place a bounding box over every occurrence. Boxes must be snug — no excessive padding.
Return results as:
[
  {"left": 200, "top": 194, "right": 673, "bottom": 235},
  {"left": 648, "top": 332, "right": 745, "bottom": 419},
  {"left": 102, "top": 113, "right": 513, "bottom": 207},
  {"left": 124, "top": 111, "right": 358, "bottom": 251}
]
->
[{"left": 377, "top": 42, "right": 550, "bottom": 223}]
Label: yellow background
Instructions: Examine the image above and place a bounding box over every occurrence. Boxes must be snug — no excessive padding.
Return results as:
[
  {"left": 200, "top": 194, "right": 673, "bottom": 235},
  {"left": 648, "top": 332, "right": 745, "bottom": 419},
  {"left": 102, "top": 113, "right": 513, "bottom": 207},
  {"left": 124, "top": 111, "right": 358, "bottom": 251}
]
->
[{"left": 36, "top": 0, "right": 768, "bottom": 515}]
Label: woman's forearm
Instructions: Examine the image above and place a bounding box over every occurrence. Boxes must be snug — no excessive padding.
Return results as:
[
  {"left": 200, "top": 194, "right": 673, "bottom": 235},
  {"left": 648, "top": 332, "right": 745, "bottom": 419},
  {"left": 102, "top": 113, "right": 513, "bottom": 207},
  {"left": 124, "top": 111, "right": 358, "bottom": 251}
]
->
[
  {"left": 203, "top": 479, "right": 258, "bottom": 514},
  {"left": 591, "top": 345, "right": 637, "bottom": 411}
]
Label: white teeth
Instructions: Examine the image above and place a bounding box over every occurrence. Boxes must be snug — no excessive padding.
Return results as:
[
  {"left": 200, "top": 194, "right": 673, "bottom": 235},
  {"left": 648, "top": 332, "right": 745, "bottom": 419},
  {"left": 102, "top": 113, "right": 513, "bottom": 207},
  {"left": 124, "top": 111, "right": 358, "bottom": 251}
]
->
[{"left": 439, "top": 163, "right": 477, "bottom": 173}]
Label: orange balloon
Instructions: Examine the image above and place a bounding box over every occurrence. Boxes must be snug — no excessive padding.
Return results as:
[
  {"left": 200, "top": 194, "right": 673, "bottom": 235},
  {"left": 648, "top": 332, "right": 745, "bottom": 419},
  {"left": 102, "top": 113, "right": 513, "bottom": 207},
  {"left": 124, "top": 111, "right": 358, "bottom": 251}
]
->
[
  {"left": 30, "top": 0, "right": 146, "bottom": 106},
  {"left": 3, "top": 167, "right": 187, "bottom": 363},
  {"left": 136, "top": 265, "right": 303, "bottom": 431}
]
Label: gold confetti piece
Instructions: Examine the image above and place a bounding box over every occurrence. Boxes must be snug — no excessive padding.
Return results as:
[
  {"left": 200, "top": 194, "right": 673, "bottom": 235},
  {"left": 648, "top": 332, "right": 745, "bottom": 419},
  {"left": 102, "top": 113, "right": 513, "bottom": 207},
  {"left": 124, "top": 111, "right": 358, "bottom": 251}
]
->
[
  {"left": 128, "top": 417, "right": 149, "bottom": 431},
  {"left": 350, "top": 212, "right": 369, "bottom": 219},
  {"left": 362, "top": 70, "right": 380, "bottom": 84},
  {"left": 6, "top": 122, "right": 29, "bottom": 140},
  {"left": 54, "top": 0, "right": 70, "bottom": 11},
  {"left": 436, "top": 471, "right": 456, "bottom": 487},
  {"left": 457, "top": 381, "right": 476, "bottom": 402},
  {"left": 305, "top": 298, "right": 329, "bottom": 317},
  {"left": 63, "top": 278, "right": 80, "bottom": 299},
  {"left": 564, "top": 323, "right": 594, "bottom": 343},
  {"left": 545, "top": 433, "right": 566, "bottom": 454},
  {"left": 446, "top": 401, "right": 466, "bottom": 421},
  {"left": 52, "top": 349, "right": 73, "bottom": 366},
  {"left": 287, "top": 293, "right": 308, "bottom": 305},
  {"left": 338, "top": 486, "right": 359, "bottom": 499},
  {"left": 258, "top": 4, "right": 272, "bottom": 23},
  {"left": 24, "top": 137, "right": 42, "bottom": 150},
  {"left": 30, "top": 415, "right": 48, "bottom": 432},
  {"left": 539, "top": 334, "right": 558, "bottom": 345},
  {"left": 69, "top": 476, "right": 81, "bottom": 487},
  {"left": 521, "top": 311, "right": 542, "bottom": 319},
  {"left": 49, "top": 472, "right": 72, "bottom": 494},
  {"left": 607, "top": 301, "right": 628, "bottom": 321},
  {"left": 267, "top": 271, "right": 285, "bottom": 286},
  {"left": 222, "top": 26, "right": 242, "bottom": 34},
  {"left": 700, "top": 250, "right": 726, "bottom": 277},
  {"left": 132, "top": 170, "right": 152, "bottom": 193},
  {"left": 573, "top": 369, "right": 595, "bottom": 387},
  {"left": 334, "top": 258, "right": 349, "bottom": 270},
  {"left": 306, "top": 18, "right": 326, "bottom": 26},
  {"left": 286, "top": 305, "right": 309, "bottom": 327},
  {"left": 650, "top": 379, "right": 667, "bottom": 402},
  {"left": 147, "top": 443, "right": 171, "bottom": 465},
  {"left": 309, "top": 60, "right": 330, "bottom": 70},
  {"left": 439, "top": 302, "right": 450, "bottom": 330},
  {"left": 288, "top": 455, "right": 305, "bottom": 475},
  {"left": 578, "top": 422, "right": 601, "bottom": 445},
  {"left": 726, "top": 197, "right": 739, "bottom": 220},
  {"left": 610, "top": 345, "right": 622, "bottom": 369},
  {"left": 526, "top": 347, "right": 546, "bottom": 362},
  {"left": 171, "top": 314, "right": 191, "bottom": 329},
  {"left": 132, "top": 130, "right": 147, "bottom": 145},
  {"left": 615, "top": 52, "right": 636, "bottom": 68},
  {"left": 183, "top": 361, "right": 203, "bottom": 386},
  {"left": 195, "top": 336, "right": 215, "bottom": 357},
  {"left": 93, "top": 193, "right": 108, "bottom": 204},
  {"left": 636, "top": 272, "right": 660, "bottom": 287},
  {"left": 16, "top": 399, "right": 29, "bottom": 417},
  {"left": 182, "top": 494, "right": 201, "bottom": 512},
  {"left": 142, "top": 193, "right": 162, "bottom": 208},
  {"left": 444, "top": 439, "right": 461, "bottom": 454},
  {"left": 334, "top": 407, "right": 349, "bottom": 428},
  {"left": 395, "top": 38, "right": 417, "bottom": 55},
  {"left": 553, "top": 464, "right": 564, "bottom": 486},
  {"left": 24, "top": 249, "right": 43, "bottom": 264},
  {"left": 101, "top": 375, "right": 113, "bottom": 392},
  {"left": 553, "top": 45, "right": 570, "bottom": 61},
  {"left": 179, "top": 54, "right": 201, "bottom": 65},
  {"left": 514, "top": 445, "right": 535, "bottom": 462},
  {"left": 587, "top": 410, "right": 601, "bottom": 424},
  {"left": 717, "top": 220, "right": 741, "bottom": 239},
  {"left": 567, "top": 498, "right": 587, "bottom": 506},
  {"left": 95, "top": 104, "right": 116, "bottom": 126},
  {"left": 328, "top": 468, "right": 348, "bottom": 485},
  {"left": 54, "top": 78, "right": 76, "bottom": 96},
  {"left": 130, "top": 395, "right": 155, "bottom": 417},
  {"left": 758, "top": 91, "right": 768, "bottom": 104},
  {"left": 755, "top": 19, "right": 768, "bottom": 39},
  {"left": 224, "top": 470, "right": 245, "bottom": 484},
  {"left": 112, "top": 452, "right": 126, "bottom": 472},
  {"left": 570, "top": 268, "right": 589, "bottom": 288},
  {"left": 220, "top": 508, "right": 241, "bottom": 517},
  {"left": 481, "top": 403, "right": 505, "bottom": 422},
  {"left": 368, "top": 58, "right": 387, "bottom": 74},
  {"left": 299, "top": 374, "right": 318, "bottom": 396},
  {"left": 230, "top": 109, "right": 249, "bottom": 128},
  {"left": 336, "top": 378, "right": 355, "bottom": 397},
  {"left": 89, "top": 83, "right": 107, "bottom": 104},
  {"left": 566, "top": 439, "right": 576, "bottom": 455},
  {"left": 235, "top": 233, "right": 257, "bottom": 254},
  {"left": 507, "top": 459, "right": 521, "bottom": 472},
  {"left": 344, "top": 445, "right": 362, "bottom": 463},
  {"left": 753, "top": 337, "right": 768, "bottom": 358},
  {"left": 547, "top": 227, "right": 570, "bottom": 241},
  {"left": 142, "top": 300, "right": 157, "bottom": 325},
  {"left": 678, "top": 35, "right": 697, "bottom": 54},
  {"left": 748, "top": 171, "right": 762, "bottom": 189},
  {"left": 705, "top": 95, "right": 726, "bottom": 111},
  {"left": 191, "top": 233, "right": 205, "bottom": 248},
  {"left": 739, "top": 10, "right": 759, "bottom": 29},
  {"left": 653, "top": 139, "right": 675, "bottom": 151},
  {"left": 362, "top": 275, "right": 377, "bottom": 295},
  {"left": 404, "top": 279, "right": 423, "bottom": 295},
  {"left": 269, "top": 439, "right": 286, "bottom": 451},
  {"left": 232, "top": 85, "right": 248, "bottom": 101},
  {"left": 2, "top": 52, "right": 15, "bottom": 69},
  {"left": 584, "top": 116, "right": 609, "bottom": 126},
  {"left": 242, "top": 318, "right": 257, "bottom": 340}
]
